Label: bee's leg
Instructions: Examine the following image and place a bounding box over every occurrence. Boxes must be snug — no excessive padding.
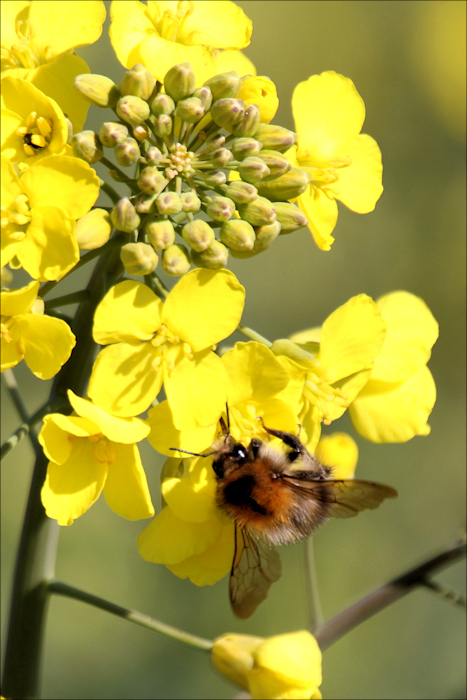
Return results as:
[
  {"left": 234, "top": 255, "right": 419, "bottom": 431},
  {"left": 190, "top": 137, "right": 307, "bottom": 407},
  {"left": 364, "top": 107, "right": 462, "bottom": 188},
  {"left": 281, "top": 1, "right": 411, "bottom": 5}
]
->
[{"left": 256, "top": 417, "right": 303, "bottom": 460}]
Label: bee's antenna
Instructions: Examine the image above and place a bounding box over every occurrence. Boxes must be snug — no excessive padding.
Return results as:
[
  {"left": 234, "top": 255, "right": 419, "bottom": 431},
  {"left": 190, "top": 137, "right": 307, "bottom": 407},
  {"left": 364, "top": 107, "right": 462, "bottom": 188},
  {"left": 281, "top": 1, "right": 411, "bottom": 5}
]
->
[
  {"left": 169, "top": 448, "right": 217, "bottom": 458},
  {"left": 219, "top": 402, "right": 230, "bottom": 437},
  {"left": 225, "top": 402, "right": 231, "bottom": 430}
]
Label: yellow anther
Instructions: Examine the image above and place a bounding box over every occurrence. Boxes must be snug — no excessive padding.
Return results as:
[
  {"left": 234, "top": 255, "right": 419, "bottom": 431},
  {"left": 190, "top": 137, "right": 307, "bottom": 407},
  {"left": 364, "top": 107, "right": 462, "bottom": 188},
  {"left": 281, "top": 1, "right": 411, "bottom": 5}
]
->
[
  {"left": 23, "top": 143, "right": 36, "bottom": 157},
  {"left": 151, "top": 355, "right": 162, "bottom": 371},
  {"left": 37, "top": 117, "right": 52, "bottom": 136},
  {"left": 31, "top": 134, "right": 46, "bottom": 148},
  {"left": 26, "top": 111, "right": 38, "bottom": 129},
  {"left": 94, "top": 438, "right": 116, "bottom": 464},
  {"left": 15, "top": 194, "right": 30, "bottom": 215}
]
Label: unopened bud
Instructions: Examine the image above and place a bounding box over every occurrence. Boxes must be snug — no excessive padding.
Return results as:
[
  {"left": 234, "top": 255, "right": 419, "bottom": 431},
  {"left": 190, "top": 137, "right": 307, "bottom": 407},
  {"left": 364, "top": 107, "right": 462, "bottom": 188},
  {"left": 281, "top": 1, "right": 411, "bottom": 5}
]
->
[
  {"left": 238, "top": 76, "right": 279, "bottom": 124},
  {"left": 258, "top": 150, "right": 291, "bottom": 179},
  {"left": 161, "top": 244, "right": 191, "bottom": 276},
  {"left": 181, "top": 191, "right": 201, "bottom": 212},
  {"left": 193, "top": 86, "right": 213, "bottom": 110},
  {"left": 203, "top": 71, "right": 242, "bottom": 101},
  {"left": 191, "top": 240, "right": 229, "bottom": 269},
  {"left": 75, "top": 209, "right": 112, "bottom": 251},
  {"left": 133, "top": 124, "right": 150, "bottom": 141},
  {"left": 137, "top": 167, "right": 167, "bottom": 196},
  {"left": 145, "top": 146, "right": 163, "bottom": 165},
  {"left": 134, "top": 192, "right": 158, "bottom": 214},
  {"left": 231, "top": 221, "right": 281, "bottom": 258},
  {"left": 206, "top": 132, "right": 225, "bottom": 150},
  {"left": 237, "top": 196, "right": 276, "bottom": 226},
  {"left": 256, "top": 168, "right": 311, "bottom": 201},
  {"left": 220, "top": 219, "right": 255, "bottom": 251},
  {"left": 111, "top": 198, "right": 141, "bottom": 233},
  {"left": 120, "top": 63, "right": 155, "bottom": 101},
  {"left": 120, "top": 242, "right": 158, "bottom": 276},
  {"left": 74, "top": 74, "right": 119, "bottom": 108},
  {"left": 176, "top": 96, "right": 205, "bottom": 123},
  {"left": 156, "top": 191, "right": 182, "bottom": 216},
  {"left": 231, "top": 104, "right": 261, "bottom": 138},
  {"left": 116, "top": 95, "right": 150, "bottom": 126},
  {"left": 223, "top": 180, "right": 258, "bottom": 204},
  {"left": 211, "top": 148, "right": 234, "bottom": 167},
  {"left": 154, "top": 114, "right": 172, "bottom": 137},
  {"left": 114, "top": 137, "right": 140, "bottom": 166},
  {"left": 164, "top": 63, "right": 196, "bottom": 102},
  {"left": 99, "top": 122, "right": 129, "bottom": 148},
  {"left": 206, "top": 196, "right": 236, "bottom": 223},
  {"left": 254, "top": 124, "right": 297, "bottom": 152},
  {"left": 238, "top": 156, "right": 271, "bottom": 184},
  {"left": 71, "top": 131, "right": 103, "bottom": 164},
  {"left": 231, "top": 137, "right": 263, "bottom": 160},
  {"left": 145, "top": 218, "right": 176, "bottom": 249},
  {"left": 150, "top": 93, "right": 175, "bottom": 116},
  {"left": 181, "top": 220, "right": 215, "bottom": 252},
  {"left": 274, "top": 202, "right": 308, "bottom": 233},
  {"left": 204, "top": 170, "right": 227, "bottom": 186},
  {"left": 211, "top": 99, "right": 245, "bottom": 130}
]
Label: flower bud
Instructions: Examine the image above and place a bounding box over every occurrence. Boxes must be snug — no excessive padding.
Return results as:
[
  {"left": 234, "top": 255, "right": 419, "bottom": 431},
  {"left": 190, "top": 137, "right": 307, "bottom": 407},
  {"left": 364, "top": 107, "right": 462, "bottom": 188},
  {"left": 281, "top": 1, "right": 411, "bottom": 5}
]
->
[
  {"left": 181, "top": 191, "right": 201, "bottom": 212},
  {"left": 99, "top": 122, "right": 129, "bottom": 148},
  {"left": 75, "top": 209, "right": 112, "bottom": 251},
  {"left": 120, "top": 63, "right": 155, "bottom": 101},
  {"left": 181, "top": 220, "right": 215, "bottom": 252},
  {"left": 134, "top": 192, "right": 158, "bottom": 214},
  {"left": 193, "top": 86, "right": 213, "bottom": 110},
  {"left": 145, "top": 218, "right": 176, "bottom": 249},
  {"left": 205, "top": 132, "right": 225, "bottom": 150},
  {"left": 74, "top": 74, "right": 119, "bottom": 108},
  {"left": 211, "top": 99, "right": 245, "bottom": 130},
  {"left": 150, "top": 93, "right": 175, "bottom": 116},
  {"left": 154, "top": 114, "right": 172, "bottom": 137},
  {"left": 237, "top": 196, "right": 276, "bottom": 226},
  {"left": 238, "top": 156, "right": 271, "bottom": 184},
  {"left": 203, "top": 71, "right": 242, "bottom": 101},
  {"left": 120, "top": 242, "right": 158, "bottom": 276},
  {"left": 204, "top": 170, "right": 227, "bottom": 186},
  {"left": 191, "top": 240, "right": 229, "bottom": 269},
  {"left": 137, "top": 167, "right": 168, "bottom": 196},
  {"left": 145, "top": 146, "right": 163, "bottom": 165},
  {"left": 230, "top": 137, "right": 263, "bottom": 161},
  {"left": 133, "top": 124, "right": 150, "bottom": 141},
  {"left": 223, "top": 181, "right": 258, "bottom": 204},
  {"left": 164, "top": 62, "right": 196, "bottom": 101},
  {"left": 116, "top": 95, "right": 150, "bottom": 126},
  {"left": 156, "top": 191, "right": 182, "bottom": 216},
  {"left": 231, "top": 104, "right": 261, "bottom": 137},
  {"left": 274, "top": 202, "right": 309, "bottom": 233},
  {"left": 220, "top": 219, "right": 255, "bottom": 251},
  {"left": 114, "top": 137, "right": 140, "bottom": 166},
  {"left": 206, "top": 196, "right": 236, "bottom": 223},
  {"left": 256, "top": 168, "right": 312, "bottom": 201},
  {"left": 71, "top": 131, "right": 103, "bottom": 164},
  {"left": 161, "top": 244, "right": 191, "bottom": 276},
  {"left": 238, "top": 76, "right": 279, "bottom": 124},
  {"left": 176, "top": 96, "right": 205, "bottom": 123},
  {"left": 258, "top": 150, "right": 291, "bottom": 179},
  {"left": 110, "top": 198, "right": 141, "bottom": 233},
  {"left": 211, "top": 148, "right": 234, "bottom": 167},
  {"left": 254, "top": 124, "right": 297, "bottom": 152},
  {"left": 231, "top": 221, "right": 281, "bottom": 259}
]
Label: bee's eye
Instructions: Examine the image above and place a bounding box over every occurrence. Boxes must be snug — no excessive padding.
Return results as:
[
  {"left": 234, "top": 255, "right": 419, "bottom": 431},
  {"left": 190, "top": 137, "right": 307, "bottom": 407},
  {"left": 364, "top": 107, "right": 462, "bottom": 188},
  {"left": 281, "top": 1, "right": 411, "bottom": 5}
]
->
[{"left": 231, "top": 444, "right": 248, "bottom": 462}]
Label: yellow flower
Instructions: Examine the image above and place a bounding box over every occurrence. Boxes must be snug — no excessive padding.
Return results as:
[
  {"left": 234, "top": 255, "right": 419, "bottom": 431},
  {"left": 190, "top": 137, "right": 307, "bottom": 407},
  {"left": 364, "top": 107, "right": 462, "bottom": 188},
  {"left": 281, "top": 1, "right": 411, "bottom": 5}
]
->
[
  {"left": 1, "top": 0, "right": 106, "bottom": 132},
  {"left": 212, "top": 631, "right": 322, "bottom": 699},
  {"left": 212, "top": 48, "right": 256, "bottom": 77},
  {"left": 88, "top": 269, "right": 245, "bottom": 427},
  {"left": 1, "top": 154, "right": 99, "bottom": 280},
  {"left": 40, "top": 390, "right": 154, "bottom": 526},
  {"left": 291, "top": 71, "right": 383, "bottom": 250},
  {"left": 238, "top": 76, "right": 279, "bottom": 123},
  {"left": 1, "top": 280, "right": 75, "bottom": 378},
  {"left": 110, "top": 0, "right": 252, "bottom": 84},
  {"left": 348, "top": 291, "right": 438, "bottom": 442},
  {"left": 315, "top": 432, "right": 358, "bottom": 480}
]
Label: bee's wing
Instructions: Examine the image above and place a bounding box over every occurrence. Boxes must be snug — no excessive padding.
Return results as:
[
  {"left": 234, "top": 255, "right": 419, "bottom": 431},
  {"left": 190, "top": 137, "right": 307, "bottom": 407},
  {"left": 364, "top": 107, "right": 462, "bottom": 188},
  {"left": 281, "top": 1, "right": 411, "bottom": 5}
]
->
[
  {"left": 229, "top": 525, "right": 282, "bottom": 619},
  {"left": 282, "top": 476, "right": 398, "bottom": 519}
]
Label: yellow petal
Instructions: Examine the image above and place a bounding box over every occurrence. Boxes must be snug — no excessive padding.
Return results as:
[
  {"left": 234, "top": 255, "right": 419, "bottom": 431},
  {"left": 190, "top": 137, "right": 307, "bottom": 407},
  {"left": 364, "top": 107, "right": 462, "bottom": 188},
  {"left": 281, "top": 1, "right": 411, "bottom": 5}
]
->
[
  {"left": 38, "top": 414, "right": 75, "bottom": 464},
  {"left": 15, "top": 313, "right": 76, "bottom": 379},
  {"left": 147, "top": 400, "right": 217, "bottom": 456},
  {"left": 139, "top": 35, "right": 215, "bottom": 84},
  {"left": 109, "top": 0, "right": 155, "bottom": 69},
  {"left": 180, "top": 1, "right": 252, "bottom": 49},
  {"left": 67, "top": 390, "right": 150, "bottom": 443},
  {"left": 29, "top": 1, "right": 106, "bottom": 58},
  {"left": 168, "top": 524, "right": 234, "bottom": 586},
  {"left": 315, "top": 433, "right": 358, "bottom": 479},
  {"left": 333, "top": 134, "right": 383, "bottom": 213},
  {"left": 103, "top": 443, "right": 154, "bottom": 519},
  {"left": 0, "top": 336, "right": 23, "bottom": 371},
  {"left": 238, "top": 76, "right": 279, "bottom": 124},
  {"left": 93, "top": 280, "right": 162, "bottom": 344},
  {"left": 213, "top": 49, "right": 256, "bottom": 77},
  {"left": 223, "top": 342, "right": 290, "bottom": 407},
  {"left": 162, "top": 459, "right": 217, "bottom": 522},
  {"left": 296, "top": 186, "right": 338, "bottom": 251},
  {"left": 1, "top": 281, "right": 40, "bottom": 317}
]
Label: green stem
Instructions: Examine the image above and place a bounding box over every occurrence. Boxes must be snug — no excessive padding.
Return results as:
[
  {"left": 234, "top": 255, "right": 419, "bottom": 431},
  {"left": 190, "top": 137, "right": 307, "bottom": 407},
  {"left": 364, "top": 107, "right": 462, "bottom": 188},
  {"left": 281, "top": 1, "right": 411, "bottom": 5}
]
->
[
  {"left": 48, "top": 581, "right": 213, "bottom": 652},
  {"left": 2, "top": 370, "right": 41, "bottom": 457},
  {"left": 1, "top": 396, "right": 68, "bottom": 461},
  {"left": 145, "top": 271, "right": 169, "bottom": 300},
  {"left": 421, "top": 578, "right": 466, "bottom": 609},
  {"left": 304, "top": 539, "right": 324, "bottom": 632},
  {"left": 44, "top": 290, "right": 90, "bottom": 311},
  {"left": 237, "top": 323, "right": 272, "bottom": 347},
  {"left": 100, "top": 157, "right": 139, "bottom": 193},
  {"left": 99, "top": 179, "right": 121, "bottom": 205}
]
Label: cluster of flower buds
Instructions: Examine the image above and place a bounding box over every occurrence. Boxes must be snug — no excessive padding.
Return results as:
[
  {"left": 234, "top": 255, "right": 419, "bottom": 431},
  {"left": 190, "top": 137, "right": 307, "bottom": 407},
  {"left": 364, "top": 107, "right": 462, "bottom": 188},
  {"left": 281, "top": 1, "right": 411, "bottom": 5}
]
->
[{"left": 74, "top": 62, "right": 310, "bottom": 276}]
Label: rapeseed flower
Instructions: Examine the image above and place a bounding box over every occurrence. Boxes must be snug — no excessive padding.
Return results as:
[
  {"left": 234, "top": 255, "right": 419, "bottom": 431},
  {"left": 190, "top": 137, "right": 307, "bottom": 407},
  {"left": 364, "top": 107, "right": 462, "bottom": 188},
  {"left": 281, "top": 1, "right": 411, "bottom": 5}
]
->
[
  {"left": 238, "top": 76, "right": 279, "bottom": 123},
  {"left": 40, "top": 390, "right": 154, "bottom": 526}
]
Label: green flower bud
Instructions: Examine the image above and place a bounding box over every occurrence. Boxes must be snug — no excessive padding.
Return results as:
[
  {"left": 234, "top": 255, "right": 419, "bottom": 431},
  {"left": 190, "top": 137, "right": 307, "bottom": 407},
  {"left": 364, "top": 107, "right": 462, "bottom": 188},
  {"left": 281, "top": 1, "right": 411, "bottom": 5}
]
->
[
  {"left": 181, "top": 191, "right": 201, "bottom": 212},
  {"left": 256, "top": 168, "right": 312, "bottom": 201},
  {"left": 181, "top": 220, "right": 215, "bottom": 252},
  {"left": 274, "top": 202, "right": 309, "bottom": 233},
  {"left": 114, "top": 137, "right": 141, "bottom": 166},
  {"left": 231, "top": 104, "right": 261, "bottom": 137},
  {"left": 203, "top": 71, "right": 242, "bottom": 101},
  {"left": 204, "top": 171, "right": 227, "bottom": 186},
  {"left": 120, "top": 63, "right": 155, "bottom": 101},
  {"left": 193, "top": 86, "right": 213, "bottom": 110},
  {"left": 133, "top": 124, "right": 150, "bottom": 141},
  {"left": 237, "top": 196, "right": 276, "bottom": 226},
  {"left": 206, "top": 196, "right": 236, "bottom": 222},
  {"left": 145, "top": 146, "right": 163, "bottom": 165},
  {"left": 134, "top": 192, "right": 158, "bottom": 214},
  {"left": 116, "top": 95, "right": 150, "bottom": 126},
  {"left": 150, "top": 93, "right": 175, "bottom": 116},
  {"left": 161, "top": 244, "right": 191, "bottom": 276},
  {"left": 205, "top": 132, "right": 226, "bottom": 150},
  {"left": 231, "top": 221, "right": 281, "bottom": 258},
  {"left": 111, "top": 198, "right": 141, "bottom": 233},
  {"left": 145, "top": 218, "right": 176, "bottom": 249},
  {"left": 220, "top": 219, "right": 255, "bottom": 251},
  {"left": 137, "top": 167, "right": 168, "bottom": 196},
  {"left": 211, "top": 148, "right": 234, "bottom": 167},
  {"left": 75, "top": 209, "right": 112, "bottom": 251},
  {"left": 238, "top": 156, "right": 271, "bottom": 184},
  {"left": 74, "top": 74, "right": 119, "bottom": 108},
  {"left": 71, "top": 131, "right": 103, "bottom": 164},
  {"left": 176, "top": 96, "right": 205, "bottom": 123},
  {"left": 99, "top": 122, "right": 129, "bottom": 148},
  {"left": 223, "top": 180, "right": 258, "bottom": 204},
  {"left": 211, "top": 99, "right": 245, "bottom": 130},
  {"left": 254, "top": 124, "right": 297, "bottom": 152},
  {"left": 154, "top": 114, "right": 172, "bottom": 137},
  {"left": 258, "top": 150, "right": 291, "bottom": 180},
  {"left": 230, "top": 137, "right": 263, "bottom": 160},
  {"left": 120, "top": 242, "right": 158, "bottom": 276},
  {"left": 164, "top": 62, "right": 196, "bottom": 101},
  {"left": 191, "top": 240, "right": 229, "bottom": 269},
  {"left": 156, "top": 191, "right": 182, "bottom": 216}
]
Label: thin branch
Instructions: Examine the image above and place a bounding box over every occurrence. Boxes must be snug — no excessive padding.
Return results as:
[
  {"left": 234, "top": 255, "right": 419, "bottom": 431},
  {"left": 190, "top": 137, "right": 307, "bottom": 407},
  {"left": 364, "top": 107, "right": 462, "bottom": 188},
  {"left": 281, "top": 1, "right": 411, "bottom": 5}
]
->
[
  {"left": 1, "top": 396, "right": 68, "bottom": 461},
  {"left": 304, "top": 539, "right": 324, "bottom": 632},
  {"left": 421, "top": 578, "right": 466, "bottom": 610},
  {"left": 44, "top": 290, "right": 91, "bottom": 311},
  {"left": 237, "top": 324, "right": 272, "bottom": 347},
  {"left": 48, "top": 580, "right": 213, "bottom": 652},
  {"left": 1, "top": 370, "right": 41, "bottom": 457},
  {"left": 144, "top": 271, "right": 170, "bottom": 300}
]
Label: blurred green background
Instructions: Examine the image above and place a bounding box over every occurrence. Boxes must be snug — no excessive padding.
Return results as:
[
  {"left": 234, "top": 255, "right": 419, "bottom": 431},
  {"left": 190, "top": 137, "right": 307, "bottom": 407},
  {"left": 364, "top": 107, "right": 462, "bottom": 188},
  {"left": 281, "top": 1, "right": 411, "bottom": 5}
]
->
[{"left": 2, "top": 1, "right": 465, "bottom": 698}]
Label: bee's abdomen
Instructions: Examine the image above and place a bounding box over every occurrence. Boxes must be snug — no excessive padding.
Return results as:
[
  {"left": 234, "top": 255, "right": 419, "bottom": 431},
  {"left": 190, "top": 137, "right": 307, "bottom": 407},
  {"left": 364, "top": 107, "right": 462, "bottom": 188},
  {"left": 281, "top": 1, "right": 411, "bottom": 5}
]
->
[{"left": 222, "top": 475, "right": 269, "bottom": 515}]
